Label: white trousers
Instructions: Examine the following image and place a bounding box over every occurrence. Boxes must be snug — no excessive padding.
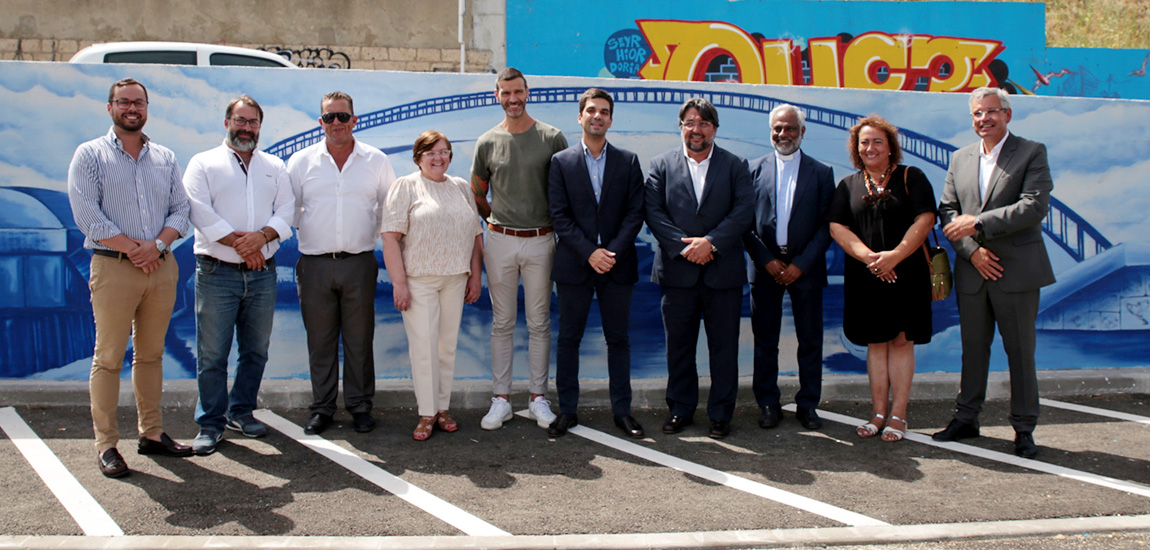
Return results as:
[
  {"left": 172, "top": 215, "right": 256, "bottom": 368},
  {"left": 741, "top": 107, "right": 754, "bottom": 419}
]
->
[{"left": 401, "top": 274, "right": 468, "bottom": 416}]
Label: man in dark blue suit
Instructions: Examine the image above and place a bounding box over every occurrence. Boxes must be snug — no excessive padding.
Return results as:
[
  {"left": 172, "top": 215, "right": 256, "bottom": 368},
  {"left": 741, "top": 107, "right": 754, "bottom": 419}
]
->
[
  {"left": 646, "top": 97, "right": 754, "bottom": 439},
  {"left": 742, "top": 104, "right": 835, "bottom": 431},
  {"left": 547, "top": 88, "right": 647, "bottom": 439}
]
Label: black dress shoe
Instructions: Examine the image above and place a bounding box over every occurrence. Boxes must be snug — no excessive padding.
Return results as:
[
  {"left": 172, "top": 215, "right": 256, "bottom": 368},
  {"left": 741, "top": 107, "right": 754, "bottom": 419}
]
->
[
  {"left": 352, "top": 412, "right": 376, "bottom": 433},
  {"left": 547, "top": 413, "right": 579, "bottom": 437},
  {"left": 796, "top": 407, "right": 823, "bottom": 430},
  {"left": 137, "top": 433, "right": 193, "bottom": 457},
  {"left": 932, "top": 418, "right": 980, "bottom": 441},
  {"left": 614, "top": 415, "right": 645, "bottom": 439},
  {"left": 1014, "top": 431, "right": 1038, "bottom": 458},
  {"left": 304, "top": 413, "right": 333, "bottom": 435},
  {"left": 98, "top": 448, "right": 130, "bottom": 478},
  {"left": 662, "top": 415, "right": 694, "bottom": 434},
  {"left": 709, "top": 420, "right": 731, "bottom": 439},
  {"left": 759, "top": 406, "right": 782, "bottom": 429}
]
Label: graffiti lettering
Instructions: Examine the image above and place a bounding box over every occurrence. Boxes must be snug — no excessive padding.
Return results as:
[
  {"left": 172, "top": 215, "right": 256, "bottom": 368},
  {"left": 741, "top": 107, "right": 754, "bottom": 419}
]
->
[
  {"left": 635, "top": 20, "right": 1004, "bottom": 92},
  {"left": 604, "top": 29, "right": 651, "bottom": 78},
  {"left": 262, "top": 46, "right": 352, "bottom": 69}
]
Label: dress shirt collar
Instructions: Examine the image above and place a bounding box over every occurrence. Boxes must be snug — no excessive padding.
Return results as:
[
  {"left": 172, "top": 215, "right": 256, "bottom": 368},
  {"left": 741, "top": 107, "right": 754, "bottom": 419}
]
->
[
  {"left": 980, "top": 131, "right": 1010, "bottom": 158},
  {"left": 581, "top": 139, "right": 607, "bottom": 160},
  {"left": 682, "top": 143, "right": 714, "bottom": 164},
  {"left": 776, "top": 149, "right": 801, "bottom": 163}
]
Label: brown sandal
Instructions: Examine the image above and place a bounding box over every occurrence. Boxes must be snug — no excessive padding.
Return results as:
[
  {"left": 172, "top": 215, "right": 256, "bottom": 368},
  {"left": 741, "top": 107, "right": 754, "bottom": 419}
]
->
[
  {"left": 413, "top": 416, "right": 435, "bottom": 441},
  {"left": 435, "top": 411, "right": 458, "bottom": 432}
]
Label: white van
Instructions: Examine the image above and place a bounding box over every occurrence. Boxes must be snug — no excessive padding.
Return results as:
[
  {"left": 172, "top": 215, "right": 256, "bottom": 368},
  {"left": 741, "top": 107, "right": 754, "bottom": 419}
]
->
[{"left": 69, "top": 42, "right": 296, "bottom": 68}]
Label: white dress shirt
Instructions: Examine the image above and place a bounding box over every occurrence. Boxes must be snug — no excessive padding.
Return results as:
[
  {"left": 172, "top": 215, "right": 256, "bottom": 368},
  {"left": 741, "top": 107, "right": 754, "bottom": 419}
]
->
[
  {"left": 774, "top": 150, "right": 801, "bottom": 247},
  {"left": 183, "top": 142, "right": 295, "bottom": 263},
  {"left": 979, "top": 131, "right": 1009, "bottom": 202},
  {"left": 682, "top": 144, "right": 714, "bottom": 205},
  {"left": 287, "top": 139, "right": 396, "bottom": 255}
]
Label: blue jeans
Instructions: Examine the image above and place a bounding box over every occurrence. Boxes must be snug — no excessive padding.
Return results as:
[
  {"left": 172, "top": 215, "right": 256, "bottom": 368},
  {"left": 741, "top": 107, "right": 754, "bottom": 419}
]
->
[{"left": 194, "top": 256, "right": 277, "bottom": 431}]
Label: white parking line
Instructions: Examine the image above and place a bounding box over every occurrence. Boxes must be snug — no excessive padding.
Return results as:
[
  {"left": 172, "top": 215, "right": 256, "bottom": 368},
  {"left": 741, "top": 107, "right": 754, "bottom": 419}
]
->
[
  {"left": 0, "top": 407, "right": 123, "bottom": 537},
  {"left": 253, "top": 409, "right": 510, "bottom": 537},
  {"left": 1041, "top": 398, "right": 1150, "bottom": 425},
  {"left": 796, "top": 405, "right": 1150, "bottom": 498},
  {"left": 515, "top": 410, "right": 887, "bottom": 527}
]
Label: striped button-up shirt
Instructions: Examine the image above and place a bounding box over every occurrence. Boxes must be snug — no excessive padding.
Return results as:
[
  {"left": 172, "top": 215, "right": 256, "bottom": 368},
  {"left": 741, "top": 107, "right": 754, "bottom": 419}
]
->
[{"left": 67, "top": 127, "right": 191, "bottom": 250}]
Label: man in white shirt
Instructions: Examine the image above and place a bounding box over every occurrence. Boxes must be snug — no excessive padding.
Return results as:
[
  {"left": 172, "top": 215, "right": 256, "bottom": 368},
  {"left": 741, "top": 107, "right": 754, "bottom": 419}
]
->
[
  {"left": 742, "top": 104, "right": 835, "bottom": 431},
  {"left": 288, "top": 91, "right": 397, "bottom": 435},
  {"left": 183, "top": 95, "right": 295, "bottom": 455}
]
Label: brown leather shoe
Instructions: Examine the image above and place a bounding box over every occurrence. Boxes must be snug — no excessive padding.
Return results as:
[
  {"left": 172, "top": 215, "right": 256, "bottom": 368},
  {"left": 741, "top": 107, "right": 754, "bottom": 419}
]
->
[
  {"left": 98, "top": 448, "right": 130, "bottom": 478},
  {"left": 137, "top": 433, "right": 193, "bottom": 457}
]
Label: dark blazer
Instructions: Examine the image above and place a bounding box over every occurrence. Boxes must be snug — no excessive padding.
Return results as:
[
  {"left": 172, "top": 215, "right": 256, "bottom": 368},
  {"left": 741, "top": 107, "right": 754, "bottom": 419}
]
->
[
  {"left": 938, "top": 133, "right": 1055, "bottom": 294},
  {"left": 742, "top": 151, "right": 835, "bottom": 289},
  {"left": 549, "top": 142, "right": 646, "bottom": 285},
  {"left": 645, "top": 145, "right": 754, "bottom": 289}
]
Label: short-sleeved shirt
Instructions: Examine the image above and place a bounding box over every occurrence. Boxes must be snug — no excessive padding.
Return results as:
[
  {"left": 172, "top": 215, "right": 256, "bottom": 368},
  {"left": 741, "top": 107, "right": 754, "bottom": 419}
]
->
[
  {"left": 471, "top": 120, "right": 567, "bottom": 228},
  {"left": 381, "top": 172, "right": 483, "bottom": 277}
]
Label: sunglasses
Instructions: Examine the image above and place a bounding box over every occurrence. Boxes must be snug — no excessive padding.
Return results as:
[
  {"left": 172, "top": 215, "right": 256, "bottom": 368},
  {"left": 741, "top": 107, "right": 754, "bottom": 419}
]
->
[{"left": 321, "top": 112, "right": 353, "bottom": 124}]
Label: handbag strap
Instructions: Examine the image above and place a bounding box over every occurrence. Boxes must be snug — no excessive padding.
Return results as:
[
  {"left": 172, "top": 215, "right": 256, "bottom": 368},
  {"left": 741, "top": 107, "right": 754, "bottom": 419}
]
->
[{"left": 903, "top": 166, "right": 942, "bottom": 275}]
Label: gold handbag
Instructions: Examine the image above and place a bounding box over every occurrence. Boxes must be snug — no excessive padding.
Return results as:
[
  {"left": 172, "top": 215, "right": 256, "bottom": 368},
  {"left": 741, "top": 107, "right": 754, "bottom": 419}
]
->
[{"left": 922, "top": 228, "right": 952, "bottom": 301}]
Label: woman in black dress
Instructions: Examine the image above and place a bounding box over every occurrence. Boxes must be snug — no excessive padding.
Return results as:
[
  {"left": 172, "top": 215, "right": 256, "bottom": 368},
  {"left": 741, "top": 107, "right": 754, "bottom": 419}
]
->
[{"left": 829, "top": 115, "right": 936, "bottom": 442}]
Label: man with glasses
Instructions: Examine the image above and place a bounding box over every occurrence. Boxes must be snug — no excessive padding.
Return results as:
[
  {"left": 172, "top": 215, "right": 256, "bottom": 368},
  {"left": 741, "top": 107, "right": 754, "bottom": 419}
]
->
[
  {"left": 183, "top": 95, "right": 294, "bottom": 454},
  {"left": 645, "top": 97, "right": 754, "bottom": 439},
  {"left": 68, "top": 78, "right": 193, "bottom": 478},
  {"left": 288, "top": 91, "right": 396, "bottom": 435},
  {"left": 471, "top": 68, "right": 568, "bottom": 431},
  {"left": 934, "top": 87, "right": 1055, "bottom": 459}
]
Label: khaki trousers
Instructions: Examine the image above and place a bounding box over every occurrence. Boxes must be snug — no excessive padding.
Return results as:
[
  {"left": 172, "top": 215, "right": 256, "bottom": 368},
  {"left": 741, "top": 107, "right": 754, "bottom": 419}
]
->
[
  {"left": 88, "top": 254, "right": 178, "bottom": 452},
  {"left": 401, "top": 274, "right": 467, "bottom": 416},
  {"left": 482, "top": 230, "right": 554, "bottom": 396}
]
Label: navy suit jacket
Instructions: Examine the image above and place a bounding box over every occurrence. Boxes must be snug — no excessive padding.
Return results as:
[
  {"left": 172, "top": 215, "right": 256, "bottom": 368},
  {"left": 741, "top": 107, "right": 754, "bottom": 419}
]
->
[
  {"left": 549, "top": 142, "right": 645, "bottom": 285},
  {"left": 645, "top": 145, "right": 754, "bottom": 289},
  {"left": 742, "top": 151, "right": 836, "bottom": 289}
]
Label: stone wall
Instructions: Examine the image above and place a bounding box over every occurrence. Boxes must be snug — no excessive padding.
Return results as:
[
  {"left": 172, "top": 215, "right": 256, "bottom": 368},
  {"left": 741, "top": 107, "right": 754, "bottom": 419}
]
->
[{"left": 0, "top": 0, "right": 502, "bottom": 73}]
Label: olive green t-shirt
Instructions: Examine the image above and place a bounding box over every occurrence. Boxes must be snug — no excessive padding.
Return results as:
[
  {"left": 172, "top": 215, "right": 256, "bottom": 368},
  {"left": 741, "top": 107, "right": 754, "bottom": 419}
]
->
[{"left": 471, "top": 120, "right": 568, "bottom": 228}]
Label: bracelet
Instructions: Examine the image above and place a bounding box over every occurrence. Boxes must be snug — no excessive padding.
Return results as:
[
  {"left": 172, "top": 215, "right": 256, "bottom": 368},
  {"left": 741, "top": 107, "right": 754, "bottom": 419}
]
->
[{"left": 260, "top": 229, "right": 271, "bottom": 243}]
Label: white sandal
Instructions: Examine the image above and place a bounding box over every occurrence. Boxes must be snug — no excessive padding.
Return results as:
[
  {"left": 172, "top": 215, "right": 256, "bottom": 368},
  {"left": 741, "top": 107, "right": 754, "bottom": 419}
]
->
[
  {"left": 857, "top": 413, "right": 885, "bottom": 438},
  {"left": 882, "top": 415, "right": 907, "bottom": 442}
]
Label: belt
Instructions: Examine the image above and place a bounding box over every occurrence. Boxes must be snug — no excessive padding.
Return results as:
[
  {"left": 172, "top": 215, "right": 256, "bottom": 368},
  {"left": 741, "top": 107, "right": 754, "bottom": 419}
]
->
[
  {"left": 488, "top": 223, "right": 553, "bottom": 238},
  {"left": 303, "top": 251, "right": 367, "bottom": 260},
  {"left": 92, "top": 249, "right": 169, "bottom": 260},
  {"left": 196, "top": 254, "right": 275, "bottom": 271},
  {"left": 778, "top": 246, "right": 789, "bottom": 255}
]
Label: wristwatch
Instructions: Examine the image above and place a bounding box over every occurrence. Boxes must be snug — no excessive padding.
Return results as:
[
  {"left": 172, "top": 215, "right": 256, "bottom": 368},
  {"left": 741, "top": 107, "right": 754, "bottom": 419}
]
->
[
  {"left": 155, "top": 239, "right": 168, "bottom": 253},
  {"left": 973, "top": 219, "right": 984, "bottom": 233}
]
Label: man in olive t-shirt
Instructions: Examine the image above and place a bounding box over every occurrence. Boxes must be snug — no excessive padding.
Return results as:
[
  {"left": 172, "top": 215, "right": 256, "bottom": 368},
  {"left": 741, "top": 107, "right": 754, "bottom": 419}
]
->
[{"left": 471, "top": 67, "right": 568, "bottom": 431}]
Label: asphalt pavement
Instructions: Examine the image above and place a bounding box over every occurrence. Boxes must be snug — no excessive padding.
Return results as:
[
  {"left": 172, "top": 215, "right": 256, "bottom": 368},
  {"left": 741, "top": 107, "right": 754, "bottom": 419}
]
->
[{"left": 1, "top": 371, "right": 1150, "bottom": 549}]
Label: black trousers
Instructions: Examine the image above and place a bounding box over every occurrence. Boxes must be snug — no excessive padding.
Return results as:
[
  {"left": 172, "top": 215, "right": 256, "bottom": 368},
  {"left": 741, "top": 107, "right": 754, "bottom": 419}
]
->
[
  {"left": 555, "top": 277, "right": 634, "bottom": 416},
  {"left": 750, "top": 280, "right": 823, "bottom": 409},
  {"left": 660, "top": 281, "right": 742, "bottom": 421},
  {"left": 296, "top": 252, "right": 377, "bottom": 416}
]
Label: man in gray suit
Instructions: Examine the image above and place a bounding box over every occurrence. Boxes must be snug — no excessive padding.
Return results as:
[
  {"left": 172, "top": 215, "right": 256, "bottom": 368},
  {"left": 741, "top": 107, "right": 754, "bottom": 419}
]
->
[
  {"left": 933, "top": 87, "right": 1055, "bottom": 459},
  {"left": 646, "top": 97, "right": 754, "bottom": 439}
]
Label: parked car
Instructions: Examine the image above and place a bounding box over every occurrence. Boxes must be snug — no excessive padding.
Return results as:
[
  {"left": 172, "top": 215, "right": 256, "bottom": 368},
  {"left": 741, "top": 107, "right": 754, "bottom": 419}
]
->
[{"left": 69, "top": 41, "right": 296, "bottom": 68}]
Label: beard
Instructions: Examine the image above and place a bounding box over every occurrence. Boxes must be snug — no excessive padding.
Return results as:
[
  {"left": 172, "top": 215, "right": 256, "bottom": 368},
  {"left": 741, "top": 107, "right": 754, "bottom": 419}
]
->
[
  {"left": 112, "top": 112, "right": 145, "bottom": 133},
  {"left": 228, "top": 128, "right": 259, "bottom": 152},
  {"left": 686, "top": 134, "right": 713, "bottom": 153},
  {"left": 773, "top": 137, "right": 801, "bottom": 156}
]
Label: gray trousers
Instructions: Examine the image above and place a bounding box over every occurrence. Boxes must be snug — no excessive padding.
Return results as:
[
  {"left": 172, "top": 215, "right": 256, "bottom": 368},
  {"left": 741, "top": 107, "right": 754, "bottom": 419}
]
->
[
  {"left": 955, "top": 284, "right": 1040, "bottom": 432},
  {"left": 296, "top": 252, "right": 377, "bottom": 416}
]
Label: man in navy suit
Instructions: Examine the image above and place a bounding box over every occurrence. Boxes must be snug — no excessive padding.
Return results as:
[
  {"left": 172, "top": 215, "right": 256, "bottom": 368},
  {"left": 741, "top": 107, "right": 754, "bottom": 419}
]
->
[
  {"left": 743, "top": 104, "right": 835, "bottom": 431},
  {"left": 547, "top": 88, "right": 646, "bottom": 439},
  {"left": 646, "top": 97, "right": 754, "bottom": 439}
]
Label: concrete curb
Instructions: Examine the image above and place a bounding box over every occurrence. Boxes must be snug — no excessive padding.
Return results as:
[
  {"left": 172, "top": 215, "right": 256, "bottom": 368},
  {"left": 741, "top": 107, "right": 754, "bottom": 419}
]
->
[
  {"left": 2, "top": 367, "right": 1148, "bottom": 409},
  {"left": 1, "top": 514, "right": 1148, "bottom": 549}
]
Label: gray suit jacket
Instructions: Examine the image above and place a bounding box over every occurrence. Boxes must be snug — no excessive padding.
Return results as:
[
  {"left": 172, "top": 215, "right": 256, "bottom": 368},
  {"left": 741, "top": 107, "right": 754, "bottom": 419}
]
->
[{"left": 938, "top": 133, "right": 1055, "bottom": 294}]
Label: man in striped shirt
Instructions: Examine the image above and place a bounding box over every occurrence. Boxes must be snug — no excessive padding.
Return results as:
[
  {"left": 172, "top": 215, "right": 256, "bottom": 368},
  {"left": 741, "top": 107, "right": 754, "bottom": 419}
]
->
[{"left": 68, "top": 78, "right": 194, "bottom": 478}]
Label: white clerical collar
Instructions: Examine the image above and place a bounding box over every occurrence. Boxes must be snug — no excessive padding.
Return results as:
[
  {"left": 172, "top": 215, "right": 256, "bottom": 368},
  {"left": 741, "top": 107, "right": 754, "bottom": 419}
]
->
[{"left": 776, "top": 149, "right": 802, "bottom": 162}]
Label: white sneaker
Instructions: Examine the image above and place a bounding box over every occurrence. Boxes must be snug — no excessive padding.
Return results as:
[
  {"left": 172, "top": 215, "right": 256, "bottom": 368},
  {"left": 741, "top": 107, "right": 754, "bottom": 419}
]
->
[
  {"left": 527, "top": 395, "right": 556, "bottom": 429},
  {"left": 480, "top": 396, "right": 513, "bottom": 430}
]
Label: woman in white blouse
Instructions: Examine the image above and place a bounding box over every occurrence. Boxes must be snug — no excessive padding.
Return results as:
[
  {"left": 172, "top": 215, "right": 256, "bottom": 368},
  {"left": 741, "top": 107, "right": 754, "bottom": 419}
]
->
[{"left": 382, "top": 130, "right": 484, "bottom": 440}]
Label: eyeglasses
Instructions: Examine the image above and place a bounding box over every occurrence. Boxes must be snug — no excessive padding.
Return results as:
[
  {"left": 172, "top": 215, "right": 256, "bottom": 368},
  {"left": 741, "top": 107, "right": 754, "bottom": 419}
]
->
[
  {"left": 420, "top": 150, "right": 452, "bottom": 159},
  {"left": 321, "top": 112, "right": 353, "bottom": 124},
  {"left": 680, "top": 120, "right": 714, "bottom": 130},
  {"left": 112, "top": 99, "right": 148, "bottom": 110},
  {"left": 229, "top": 116, "right": 261, "bottom": 129},
  {"left": 971, "top": 108, "right": 1007, "bottom": 119}
]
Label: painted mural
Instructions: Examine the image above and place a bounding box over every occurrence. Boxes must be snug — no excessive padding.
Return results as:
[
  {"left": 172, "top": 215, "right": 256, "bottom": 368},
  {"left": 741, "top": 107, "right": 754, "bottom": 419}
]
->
[
  {"left": 1, "top": 61, "right": 1148, "bottom": 383},
  {"left": 509, "top": 0, "right": 1150, "bottom": 100}
]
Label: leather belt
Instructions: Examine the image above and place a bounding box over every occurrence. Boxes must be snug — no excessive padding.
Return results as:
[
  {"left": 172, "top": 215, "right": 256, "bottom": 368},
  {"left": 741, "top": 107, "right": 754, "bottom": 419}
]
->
[
  {"left": 488, "top": 223, "right": 553, "bottom": 238},
  {"left": 92, "top": 249, "right": 168, "bottom": 260},
  {"left": 196, "top": 254, "right": 275, "bottom": 271},
  {"left": 303, "top": 251, "right": 366, "bottom": 260},
  {"left": 778, "top": 246, "right": 789, "bottom": 255}
]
